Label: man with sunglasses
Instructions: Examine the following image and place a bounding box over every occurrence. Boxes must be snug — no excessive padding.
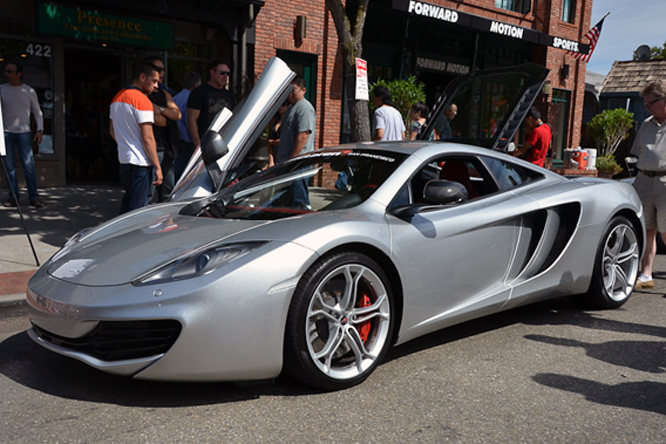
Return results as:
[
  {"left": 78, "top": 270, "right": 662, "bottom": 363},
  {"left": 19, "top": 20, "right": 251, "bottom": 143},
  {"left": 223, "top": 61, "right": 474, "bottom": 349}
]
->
[
  {"left": 1, "top": 62, "right": 44, "bottom": 208},
  {"left": 630, "top": 80, "right": 666, "bottom": 289},
  {"left": 187, "top": 61, "right": 236, "bottom": 149}
]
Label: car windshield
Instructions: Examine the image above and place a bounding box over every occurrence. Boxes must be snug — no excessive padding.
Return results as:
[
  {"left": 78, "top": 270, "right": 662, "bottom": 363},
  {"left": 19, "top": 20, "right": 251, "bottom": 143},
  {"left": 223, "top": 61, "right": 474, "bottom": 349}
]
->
[{"left": 197, "top": 149, "right": 407, "bottom": 220}]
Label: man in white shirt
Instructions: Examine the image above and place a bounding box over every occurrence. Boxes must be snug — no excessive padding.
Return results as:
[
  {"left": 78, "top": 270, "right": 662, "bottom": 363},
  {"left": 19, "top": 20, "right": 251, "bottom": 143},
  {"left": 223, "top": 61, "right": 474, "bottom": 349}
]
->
[
  {"left": 1, "top": 62, "right": 44, "bottom": 208},
  {"left": 371, "top": 86, "right": 405, "bottom": 141}
]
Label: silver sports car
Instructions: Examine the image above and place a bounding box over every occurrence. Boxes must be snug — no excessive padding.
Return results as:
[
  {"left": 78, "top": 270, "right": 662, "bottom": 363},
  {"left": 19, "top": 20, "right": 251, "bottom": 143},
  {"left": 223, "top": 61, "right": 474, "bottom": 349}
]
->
[{"left": 27, "top": 58, "right": 645, "bottom": 390}]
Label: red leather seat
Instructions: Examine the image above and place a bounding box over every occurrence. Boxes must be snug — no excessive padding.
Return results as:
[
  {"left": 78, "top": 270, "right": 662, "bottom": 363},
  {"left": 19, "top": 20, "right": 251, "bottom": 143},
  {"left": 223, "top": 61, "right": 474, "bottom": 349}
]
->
[{"left": 439, "top": 160, "right": 478, "bottom": 199}]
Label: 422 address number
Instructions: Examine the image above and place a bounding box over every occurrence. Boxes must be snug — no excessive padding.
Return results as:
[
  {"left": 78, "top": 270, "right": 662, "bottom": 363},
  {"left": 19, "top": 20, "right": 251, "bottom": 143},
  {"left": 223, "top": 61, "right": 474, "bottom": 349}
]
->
[{"left": 25, "top": 43, "right": 52, "bottom": 58}]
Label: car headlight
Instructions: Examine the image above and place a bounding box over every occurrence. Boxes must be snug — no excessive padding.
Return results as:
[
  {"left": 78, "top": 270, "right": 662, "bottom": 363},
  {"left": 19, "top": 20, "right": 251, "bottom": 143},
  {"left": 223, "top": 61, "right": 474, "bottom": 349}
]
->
[{"left": 132, "top": 242, "right": 265, "bottom": 286}]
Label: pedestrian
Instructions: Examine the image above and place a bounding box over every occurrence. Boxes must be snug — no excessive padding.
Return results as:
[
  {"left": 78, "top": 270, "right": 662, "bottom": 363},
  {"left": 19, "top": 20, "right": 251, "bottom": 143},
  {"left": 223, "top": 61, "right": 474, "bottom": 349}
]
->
[
  {"left": 143, "top": 56, "right": 181, "bottom": 202},
  {"left": 435, "top": 103, "right": 458, "bottom": 140},
  {"left": 371, "top": 86, "right": 405, "bottom": 141},
  {"left": 409, "top": 102, "right": 429, "bottom": 140},
  {"left": 1, "top": 62, "right": 44, "bottom": 208},
  {"left": 277, "top": 77, "right": 316, "bottom": 209},
  {"left": 267, "top": 101, "right": 289, "bottom": 167},
  {"left": 630, "top": 80, "right": 666, "bottom": 289},
  {"left": 110, "top": 61, "right": 162, "bottom": 214},
  {"left": 172, "top": 71, "right": 202, "bottom": 182},
  {"left": 187, "top": 61, "right": 236, "bottom": 149},
  {"left": 512, "top": 106, "right": 552, "bottom": 167}
]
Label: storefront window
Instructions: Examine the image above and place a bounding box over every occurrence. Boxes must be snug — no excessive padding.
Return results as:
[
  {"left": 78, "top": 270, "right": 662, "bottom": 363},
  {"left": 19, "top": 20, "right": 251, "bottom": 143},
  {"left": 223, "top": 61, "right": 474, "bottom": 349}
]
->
[
  {"left": 0, "top": 36, "right": 55, "bottom": 156},
  {"left": 495, "top": 0, "right": 531, "bottom": 14},
  {"left": 561, "top": 0, "right": 576, "bottom": 24}
]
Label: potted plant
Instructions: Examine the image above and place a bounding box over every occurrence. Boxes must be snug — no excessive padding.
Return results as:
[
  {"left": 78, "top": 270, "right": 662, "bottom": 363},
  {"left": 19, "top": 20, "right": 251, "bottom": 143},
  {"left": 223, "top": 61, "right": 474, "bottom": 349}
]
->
[
  {"left": 586, "top": 108, "right": 634, "bottom": 178},
  {"left": 595, "top": 153, "right": 623, "bottom": 178}
]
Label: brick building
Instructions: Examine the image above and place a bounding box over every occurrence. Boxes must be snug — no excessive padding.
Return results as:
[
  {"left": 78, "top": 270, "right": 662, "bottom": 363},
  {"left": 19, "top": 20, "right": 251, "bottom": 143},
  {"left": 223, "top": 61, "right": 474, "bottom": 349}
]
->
[
  {"left": 255, "top": 0, "right": 593, "bottom": 160},
  {"left": 2, "top": 0, "right": 592, "bottom": 189}
]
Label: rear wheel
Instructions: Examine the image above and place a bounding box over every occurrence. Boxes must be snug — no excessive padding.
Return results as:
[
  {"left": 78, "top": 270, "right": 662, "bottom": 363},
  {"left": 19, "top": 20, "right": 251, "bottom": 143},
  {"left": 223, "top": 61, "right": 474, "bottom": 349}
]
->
[
  {"left": 584, "top": 216, "right": 640, "bottom": 308},
  {"left": 284, "top": 252, "right": 395, "bottom": 390}
]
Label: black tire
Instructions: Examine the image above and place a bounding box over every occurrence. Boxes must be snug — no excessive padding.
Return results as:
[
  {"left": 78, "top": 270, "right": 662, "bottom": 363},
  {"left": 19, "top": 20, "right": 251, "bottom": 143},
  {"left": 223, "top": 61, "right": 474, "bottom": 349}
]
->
[
  {"left": 283, "top": 252, "right": 396, "bottom": 390},
  {"left": 584, "top": 216, "right": 640, "bottom": 309}
]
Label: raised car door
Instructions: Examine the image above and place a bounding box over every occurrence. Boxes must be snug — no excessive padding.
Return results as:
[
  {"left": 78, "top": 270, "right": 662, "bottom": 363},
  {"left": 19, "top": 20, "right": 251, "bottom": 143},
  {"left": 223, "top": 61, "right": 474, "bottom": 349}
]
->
[
  {"left": 386, "top": 153, "right": 542, "bottom": 343},
  {"left": 170, "top": 57, "right": 296, "bottom": 201},
  {"left": 420, "top": 63, "right": 549, "bottom": 152}
]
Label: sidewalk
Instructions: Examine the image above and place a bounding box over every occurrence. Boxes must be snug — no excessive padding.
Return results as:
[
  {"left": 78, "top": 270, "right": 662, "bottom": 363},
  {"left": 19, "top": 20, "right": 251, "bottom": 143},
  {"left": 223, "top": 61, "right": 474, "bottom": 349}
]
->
[{"left": 0, "top": 184, "right": 122, "bottom": 311}]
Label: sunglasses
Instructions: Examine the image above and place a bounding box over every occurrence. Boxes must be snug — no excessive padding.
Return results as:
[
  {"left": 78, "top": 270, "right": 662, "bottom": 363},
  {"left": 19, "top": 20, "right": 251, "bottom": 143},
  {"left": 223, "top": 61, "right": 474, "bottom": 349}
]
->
[
  {"left": 217, "top": 70, "right": 230, "bottom": 75},
  {"left": 4, "top": 69, "right": 16, "bottom": 74},
  {"left": 645, "top": 97, "right": 665, "bottom": 107}
]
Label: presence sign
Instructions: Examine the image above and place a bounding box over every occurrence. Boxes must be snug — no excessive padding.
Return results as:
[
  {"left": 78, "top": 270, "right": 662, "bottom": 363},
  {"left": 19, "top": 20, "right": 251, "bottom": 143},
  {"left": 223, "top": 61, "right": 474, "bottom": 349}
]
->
[
  {"left": 37, "top": 2, "right": 174, "bottom": 49},
  {"left": 355, "top": 58, "right": 369, "bottom": 101}
]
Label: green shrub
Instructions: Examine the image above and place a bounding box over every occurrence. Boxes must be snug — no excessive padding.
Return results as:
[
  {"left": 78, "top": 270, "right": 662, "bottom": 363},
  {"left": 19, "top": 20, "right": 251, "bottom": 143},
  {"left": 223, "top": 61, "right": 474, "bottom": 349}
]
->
[
  {"left": 595, "top": 153, "right": 623, "bottom": 174},
  {"left": 371, "top": 76, "right": 427, "bottom": 124},
  {"left": 587, "top": 108, "right": 634, "bottom": 156}
]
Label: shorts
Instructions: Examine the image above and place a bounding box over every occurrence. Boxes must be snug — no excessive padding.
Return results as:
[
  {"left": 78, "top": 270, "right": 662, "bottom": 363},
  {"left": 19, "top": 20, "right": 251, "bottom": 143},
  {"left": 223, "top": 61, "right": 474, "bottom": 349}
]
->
[{"left": 632, "top": 172, "right": 666, "bottom": 231}]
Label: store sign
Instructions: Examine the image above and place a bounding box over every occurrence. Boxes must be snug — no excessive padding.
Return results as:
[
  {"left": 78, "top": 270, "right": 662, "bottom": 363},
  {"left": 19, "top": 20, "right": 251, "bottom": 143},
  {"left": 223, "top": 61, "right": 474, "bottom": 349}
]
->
[
  {"left": 37, "top": 3, "right": 174, "bottom": 49},
  {"left": 393, "top": 0, "right": 588, "bottom": 54},
  {"left": 416, "top": 57, "right": 470, "bottom": 75}
]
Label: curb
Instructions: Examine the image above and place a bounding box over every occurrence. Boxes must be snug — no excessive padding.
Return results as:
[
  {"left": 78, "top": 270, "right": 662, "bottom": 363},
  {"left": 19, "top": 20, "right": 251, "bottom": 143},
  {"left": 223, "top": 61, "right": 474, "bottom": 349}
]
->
[{"left": 0, "top": 294, "right": 28, "bottom": 317}]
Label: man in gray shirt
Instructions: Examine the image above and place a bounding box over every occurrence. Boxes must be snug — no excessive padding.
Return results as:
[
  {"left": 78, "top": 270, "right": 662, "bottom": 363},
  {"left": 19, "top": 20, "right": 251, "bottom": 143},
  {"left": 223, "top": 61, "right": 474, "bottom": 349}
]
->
[
  {"left": 277, "top": 77, "right": 316, "bottom": 209},
  {"left": 371, "top": 86, "right": 405, "bottom": 141},
  {"left": 631, "top": 80, "right": 666, "bottom": 289},
  {"left": 277, "top": 77, "right": 315, "bottom": 163}
]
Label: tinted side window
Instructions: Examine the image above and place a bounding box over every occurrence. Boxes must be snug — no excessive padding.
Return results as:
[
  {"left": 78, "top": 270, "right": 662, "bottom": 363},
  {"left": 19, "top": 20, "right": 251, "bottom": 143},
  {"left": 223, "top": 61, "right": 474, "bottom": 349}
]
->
[
  {"left": 407, "top": 155, "right": 500, "bottom": 204},
  {"left": 482, "top": 156, "right": 544, "bottom": 191}
]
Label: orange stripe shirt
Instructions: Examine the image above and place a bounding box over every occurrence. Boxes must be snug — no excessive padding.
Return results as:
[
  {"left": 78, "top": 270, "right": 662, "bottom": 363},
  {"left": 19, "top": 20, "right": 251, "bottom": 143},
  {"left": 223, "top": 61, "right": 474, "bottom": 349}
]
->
[{"left": 110, "top": 87, "right": 154, "bottom": 166}]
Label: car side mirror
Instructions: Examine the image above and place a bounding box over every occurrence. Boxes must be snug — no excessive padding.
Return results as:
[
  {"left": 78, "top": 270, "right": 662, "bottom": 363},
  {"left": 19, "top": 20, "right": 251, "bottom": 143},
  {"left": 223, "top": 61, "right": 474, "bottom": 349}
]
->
[
  {"left": 424, "top": 180, "right": 468, "bottom": 205},
  {"left": 201, "top": 130, "right": 229, "bottom": 166},
  {"left": 389, "top": 180, "right": 468, "bottom": 221}
]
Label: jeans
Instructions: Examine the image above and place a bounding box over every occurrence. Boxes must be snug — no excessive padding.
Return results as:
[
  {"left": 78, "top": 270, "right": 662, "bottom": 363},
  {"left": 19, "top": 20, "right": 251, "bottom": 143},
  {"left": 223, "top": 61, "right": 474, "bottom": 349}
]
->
[
  {"left": 173, "top": 140, "right": 196, "bottom": 184},
  {"left": 4, "top": 132, "right": 39, "bottom": 201},
  {"left": 119, "top": 163, "right": 152, "bottom": 214},
  {"left": 291, "top": 178, "right": 311, "bottom": 209}
]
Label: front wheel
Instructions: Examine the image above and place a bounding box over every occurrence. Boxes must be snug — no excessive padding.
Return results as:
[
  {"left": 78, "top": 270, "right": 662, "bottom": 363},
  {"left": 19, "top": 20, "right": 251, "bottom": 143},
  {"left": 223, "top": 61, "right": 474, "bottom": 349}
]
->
[
  {"left": 284, "top": 252, "right": 395, "bottom": 390},
  {"left": 584, "top": 216, "right": 640, "bottom": 308}
]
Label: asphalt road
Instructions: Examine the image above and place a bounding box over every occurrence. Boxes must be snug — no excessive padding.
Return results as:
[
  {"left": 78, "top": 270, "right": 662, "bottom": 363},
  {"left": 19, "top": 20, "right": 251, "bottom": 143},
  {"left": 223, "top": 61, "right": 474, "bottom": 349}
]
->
[{"left": 1, "top": 269, "right": 665, "bottom": 443}]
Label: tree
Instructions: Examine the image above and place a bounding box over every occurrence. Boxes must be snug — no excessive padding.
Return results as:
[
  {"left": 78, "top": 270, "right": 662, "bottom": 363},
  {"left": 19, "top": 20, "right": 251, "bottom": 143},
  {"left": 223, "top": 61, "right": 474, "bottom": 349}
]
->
[
  {"left": 326, "top": 0, "right": 372, "bottom": 142},
  {"left": 370, "top": 76, "right": 427, "bottom": 126},
  {"left": 586, "top": 108, "right": 634, "bottom": 156}
]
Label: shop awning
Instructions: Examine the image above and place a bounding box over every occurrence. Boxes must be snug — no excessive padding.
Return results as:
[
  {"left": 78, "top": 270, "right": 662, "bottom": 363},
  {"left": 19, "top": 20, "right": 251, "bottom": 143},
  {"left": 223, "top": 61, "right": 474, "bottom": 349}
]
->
[{"left": 393, "top": 0, "right": 589, "bottom": 55}]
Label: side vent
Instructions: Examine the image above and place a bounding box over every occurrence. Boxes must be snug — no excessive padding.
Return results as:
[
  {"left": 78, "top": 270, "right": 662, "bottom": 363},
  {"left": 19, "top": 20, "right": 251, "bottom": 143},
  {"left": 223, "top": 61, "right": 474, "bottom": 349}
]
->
[
  {"left": 510, "top": 203, "right": 581, "bottom": 282},
  {"left": 535, "top": 203, "right": 581, "bottom": 274}
]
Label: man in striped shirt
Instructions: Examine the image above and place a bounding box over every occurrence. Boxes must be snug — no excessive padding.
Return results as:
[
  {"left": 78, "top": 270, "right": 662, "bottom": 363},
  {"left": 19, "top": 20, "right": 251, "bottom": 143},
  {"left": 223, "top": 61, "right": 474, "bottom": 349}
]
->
[{"left": 110, "top": 62, "right": 162, "bottom": 214}]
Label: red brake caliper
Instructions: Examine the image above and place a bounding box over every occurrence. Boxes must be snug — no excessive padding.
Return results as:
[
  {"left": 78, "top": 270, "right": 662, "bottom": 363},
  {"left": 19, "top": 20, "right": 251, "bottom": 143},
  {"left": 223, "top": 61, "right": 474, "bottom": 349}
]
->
[{"left": 356, "top": 293, "right": 372, "bottom": 342}]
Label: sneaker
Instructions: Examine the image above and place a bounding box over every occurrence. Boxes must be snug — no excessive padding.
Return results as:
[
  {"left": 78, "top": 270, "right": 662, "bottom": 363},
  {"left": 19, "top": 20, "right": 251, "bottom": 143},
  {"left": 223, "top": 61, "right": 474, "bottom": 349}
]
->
[
  {"left": 635, "top": 279, "right": 655, "bottom": 290},
  {"left": 30, "top": 198, "right": 44, "bottom": 208},
  {"left": 3, "top": 198, "right": 17, "bottom": 207}
]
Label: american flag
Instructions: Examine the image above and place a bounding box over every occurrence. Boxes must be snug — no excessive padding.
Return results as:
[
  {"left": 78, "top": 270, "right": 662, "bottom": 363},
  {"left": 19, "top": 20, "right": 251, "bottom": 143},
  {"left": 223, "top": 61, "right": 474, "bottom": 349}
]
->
[{"left": 569, "top": 16, "right": 607, "bottom": 63}]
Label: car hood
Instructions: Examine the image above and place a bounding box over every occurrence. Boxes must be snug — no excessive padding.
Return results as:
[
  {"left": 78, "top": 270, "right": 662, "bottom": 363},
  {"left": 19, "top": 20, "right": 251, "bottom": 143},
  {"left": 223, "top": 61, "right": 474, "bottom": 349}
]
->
[{"left": 46, "top": 209, "right": 271, "bottom": 286}]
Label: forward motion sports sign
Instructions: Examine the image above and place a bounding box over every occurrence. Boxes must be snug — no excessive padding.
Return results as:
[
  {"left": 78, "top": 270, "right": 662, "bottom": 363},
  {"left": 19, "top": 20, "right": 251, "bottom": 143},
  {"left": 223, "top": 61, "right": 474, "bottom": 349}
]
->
[{"left": 393, "top": 0, "right": 588, "bottom": 55}]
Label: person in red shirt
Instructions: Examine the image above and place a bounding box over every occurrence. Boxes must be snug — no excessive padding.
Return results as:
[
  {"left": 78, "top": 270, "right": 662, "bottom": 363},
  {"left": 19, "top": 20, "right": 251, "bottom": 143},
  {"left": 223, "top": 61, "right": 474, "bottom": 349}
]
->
[{"left": 514, "top": 107, "right": 552, "bottom": 167}]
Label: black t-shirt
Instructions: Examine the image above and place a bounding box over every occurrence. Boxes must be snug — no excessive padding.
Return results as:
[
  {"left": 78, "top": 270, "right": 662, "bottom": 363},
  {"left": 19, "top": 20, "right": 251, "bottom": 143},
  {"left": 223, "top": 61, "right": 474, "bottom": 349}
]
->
[
  {"left": 187, "top": 83, "right": 237, "bottom": 137},
  {"left": 149, "top": 88, "right": 178, "bottom": 158}
]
